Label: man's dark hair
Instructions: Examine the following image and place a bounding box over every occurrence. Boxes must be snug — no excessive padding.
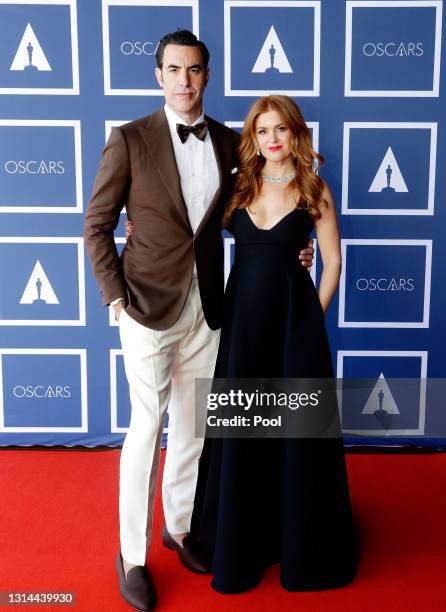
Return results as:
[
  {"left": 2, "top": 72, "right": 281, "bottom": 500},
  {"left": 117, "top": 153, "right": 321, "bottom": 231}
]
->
[{"left": 156, "top": 29, "right": 210, "bottom": 69}]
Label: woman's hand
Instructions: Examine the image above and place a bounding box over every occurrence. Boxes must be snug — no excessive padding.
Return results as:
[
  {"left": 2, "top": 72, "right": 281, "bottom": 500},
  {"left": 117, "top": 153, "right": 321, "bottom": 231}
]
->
[{"left": 125, "top": 220, "right": 133, "bottom": 240}]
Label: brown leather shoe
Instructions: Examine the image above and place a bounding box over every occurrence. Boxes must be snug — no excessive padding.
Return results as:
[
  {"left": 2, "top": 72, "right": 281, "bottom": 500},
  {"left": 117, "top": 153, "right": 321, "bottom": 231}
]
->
[
  {"left": 161, "top": 525, "right": 210, "bottom": 574},
  {"left": 116, "top": 552, "right": 157, "bottom": 611}
]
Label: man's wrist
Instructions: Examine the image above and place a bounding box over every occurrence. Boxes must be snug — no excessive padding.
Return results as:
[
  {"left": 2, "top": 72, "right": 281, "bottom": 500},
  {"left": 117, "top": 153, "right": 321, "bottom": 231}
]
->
[{"left": 110, "top": 297, "right": 124, "bottom": 307}]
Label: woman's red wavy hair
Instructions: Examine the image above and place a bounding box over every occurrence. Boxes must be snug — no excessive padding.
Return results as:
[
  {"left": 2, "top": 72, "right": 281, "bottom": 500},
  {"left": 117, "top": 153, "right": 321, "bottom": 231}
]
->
[{"left": 223, "top": 95, "right": 327, "bottom": 228}]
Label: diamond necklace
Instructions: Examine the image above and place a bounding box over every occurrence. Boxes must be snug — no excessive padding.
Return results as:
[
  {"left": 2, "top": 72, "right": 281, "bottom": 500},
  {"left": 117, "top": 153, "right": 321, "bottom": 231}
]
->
[{"left": 261, "top": 171, "right": 296, "bottom": 184}]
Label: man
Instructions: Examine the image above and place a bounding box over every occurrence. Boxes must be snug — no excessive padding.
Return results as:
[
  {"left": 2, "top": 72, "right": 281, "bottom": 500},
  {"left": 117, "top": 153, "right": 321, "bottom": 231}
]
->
[{"left": 84, "top": 30, "right": 313, "bottom": 611}]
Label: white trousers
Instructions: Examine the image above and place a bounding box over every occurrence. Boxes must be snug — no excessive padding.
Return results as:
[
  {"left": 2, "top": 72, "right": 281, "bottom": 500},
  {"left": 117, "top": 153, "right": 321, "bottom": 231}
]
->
[{"left": 118, "top": 279, "right": 220, "bottom": 565}]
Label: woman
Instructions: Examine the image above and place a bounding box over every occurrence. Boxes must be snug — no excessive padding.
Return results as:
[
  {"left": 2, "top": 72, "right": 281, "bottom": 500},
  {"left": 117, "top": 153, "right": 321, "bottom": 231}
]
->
[{"left": 189, "top": 95, "right": 358, "bottom": 594}]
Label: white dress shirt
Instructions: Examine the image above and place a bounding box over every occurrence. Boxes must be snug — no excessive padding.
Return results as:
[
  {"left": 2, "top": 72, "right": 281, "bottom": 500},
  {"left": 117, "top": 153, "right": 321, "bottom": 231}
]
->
[
  {"left": 164, "top": 104, "right": 220, "bottom": 274},
  {"left": 113, "top": 105, "right": 219, "bottom": 305}
]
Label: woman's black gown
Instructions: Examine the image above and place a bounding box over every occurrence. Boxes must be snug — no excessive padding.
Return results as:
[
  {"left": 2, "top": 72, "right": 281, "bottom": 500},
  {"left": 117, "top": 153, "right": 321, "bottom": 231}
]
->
[{"left": 190, "top": 207, "right": 359, "bottom": 593}]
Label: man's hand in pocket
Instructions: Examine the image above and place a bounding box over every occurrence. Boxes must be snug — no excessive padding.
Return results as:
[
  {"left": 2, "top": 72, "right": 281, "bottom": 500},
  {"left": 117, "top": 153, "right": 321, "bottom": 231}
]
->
[{"left": 113, "top": 301, "right": 123, "bottom": 321}]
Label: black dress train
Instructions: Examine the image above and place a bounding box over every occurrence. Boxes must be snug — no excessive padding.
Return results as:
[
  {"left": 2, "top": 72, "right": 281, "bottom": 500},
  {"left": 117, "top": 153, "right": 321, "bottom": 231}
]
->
[{"left": 190, "top": 207, "right": 359, "bottom": 593}]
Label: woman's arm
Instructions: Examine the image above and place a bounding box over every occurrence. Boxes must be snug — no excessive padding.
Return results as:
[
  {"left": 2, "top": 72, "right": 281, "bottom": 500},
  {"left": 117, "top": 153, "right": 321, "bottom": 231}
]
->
[{"left": 314, "top": 181, "right": 342, "bottom": 313}]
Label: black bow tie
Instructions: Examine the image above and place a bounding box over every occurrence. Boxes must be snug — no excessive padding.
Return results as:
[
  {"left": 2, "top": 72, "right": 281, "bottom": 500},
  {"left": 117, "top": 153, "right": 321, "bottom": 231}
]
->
[{"left": 176, "top": 121, "right": 208, "bottom": 143}]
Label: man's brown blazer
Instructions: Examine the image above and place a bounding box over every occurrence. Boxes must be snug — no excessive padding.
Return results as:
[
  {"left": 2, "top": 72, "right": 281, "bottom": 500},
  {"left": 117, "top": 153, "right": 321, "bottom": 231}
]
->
[{"left": 84, "top": 108, "right": 241, "bottom": 330}]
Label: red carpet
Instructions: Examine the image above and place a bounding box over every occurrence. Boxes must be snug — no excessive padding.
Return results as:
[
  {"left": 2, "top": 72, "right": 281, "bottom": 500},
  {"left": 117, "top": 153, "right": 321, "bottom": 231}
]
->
[{"left": 1, "top": 448, "right": 445, "bottom": 611}]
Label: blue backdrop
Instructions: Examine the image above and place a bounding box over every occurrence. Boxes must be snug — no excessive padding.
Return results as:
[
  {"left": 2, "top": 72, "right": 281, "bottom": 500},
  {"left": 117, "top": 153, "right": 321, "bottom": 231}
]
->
[{"left": 0, "top": 0, "right": 444, "bottom": 448}]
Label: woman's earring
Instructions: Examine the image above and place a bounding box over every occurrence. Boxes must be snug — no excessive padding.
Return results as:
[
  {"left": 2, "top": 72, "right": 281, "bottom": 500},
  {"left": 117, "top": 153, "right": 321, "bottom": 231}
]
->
[{"left": 256, "top": 148, "right": 261, "bottom": 156}]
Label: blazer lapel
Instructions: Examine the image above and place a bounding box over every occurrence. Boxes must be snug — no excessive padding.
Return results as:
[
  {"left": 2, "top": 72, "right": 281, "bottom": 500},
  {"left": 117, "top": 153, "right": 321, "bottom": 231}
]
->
[
  {"left": 194, "top": 116, "right": 232, "bottom": 238},
  {"left": 138, "top": 109, "right": 192, "bottom": 231}
]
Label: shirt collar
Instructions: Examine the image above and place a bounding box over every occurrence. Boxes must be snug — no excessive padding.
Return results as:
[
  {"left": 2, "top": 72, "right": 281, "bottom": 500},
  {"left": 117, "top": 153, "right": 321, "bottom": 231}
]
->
[{"left": 164, "top": 103, "right": 205, "bottom": 129}]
